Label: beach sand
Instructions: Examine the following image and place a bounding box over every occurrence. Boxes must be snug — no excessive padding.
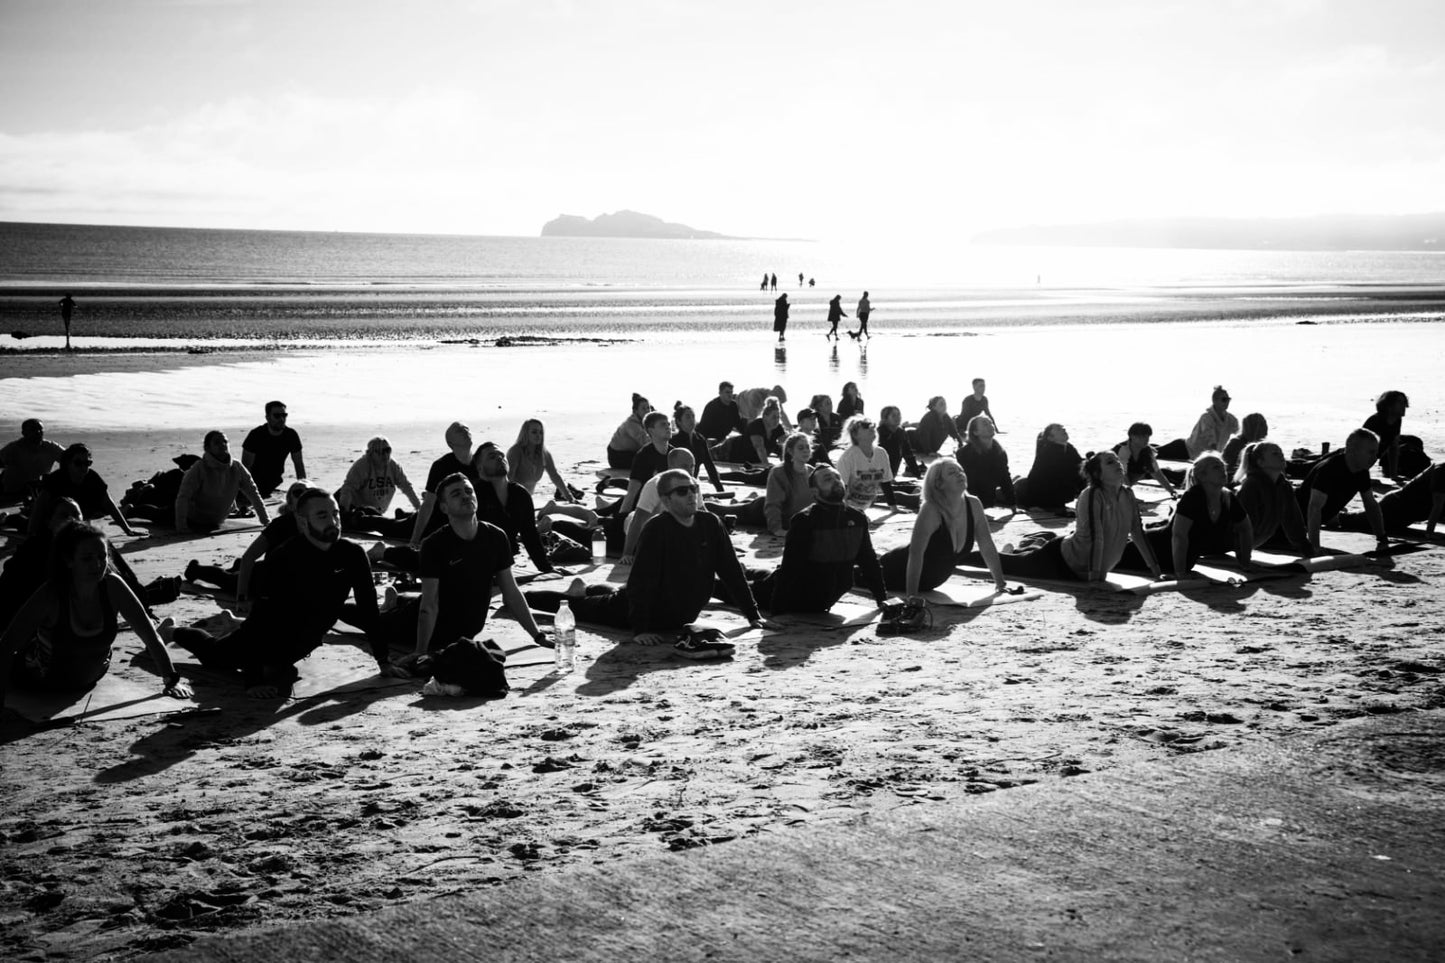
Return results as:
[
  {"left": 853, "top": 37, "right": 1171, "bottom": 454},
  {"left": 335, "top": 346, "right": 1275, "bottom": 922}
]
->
[{"left": 2, "top": 320, "right": 1444, "bottom": 959}]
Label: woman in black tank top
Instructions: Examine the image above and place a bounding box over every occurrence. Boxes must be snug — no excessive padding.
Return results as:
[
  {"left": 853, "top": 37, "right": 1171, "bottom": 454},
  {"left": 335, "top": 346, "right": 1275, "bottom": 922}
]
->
[
  {"left": 1, "top": 523, "right": 191, "bottom": 702},
  {"left": 881, "top": 458, "right": 1008, "bottom": 595}
]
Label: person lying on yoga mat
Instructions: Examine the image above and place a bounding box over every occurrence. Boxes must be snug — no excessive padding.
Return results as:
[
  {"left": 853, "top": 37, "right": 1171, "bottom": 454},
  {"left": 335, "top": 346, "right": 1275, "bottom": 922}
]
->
[
  {"left": 618, "top": 412, "right": 676, "bottom": 515},
  {"left": 2, "top": 522, "right": 191, "bottom": 708},
  {"left": 185, "top": 479, "right": 311, "bottom": 610},
  {"left": 967, "top": 451, "right": 1164, "bottom": 582},
  {"left": 1234, "top": 442, "right": 1310, "bottom": 555},
  {"left": 706, "top": 432, "right": 815, "bottom": 539},
  {"left": 1113, "top": 422, "right": 1179, "bottom": 496},
  {"left": 1336, "top": 461, "right": 1444, "bottom": 537},
  {"left": 1016, "top": 423, "right": 1085, "bottom": 511},
  {"left": 879, "top": 458, "right": 1007, "bottom": 596},
  {"left": 878, "top": 406, "right": 923, "bottom": 479},
  {"left": 670, "top": 403, "right": 725, "bottom": 493},
  {"left": 1171, "top": 452, "right": 1254, "bottom": 578},
  {"left": 956, "top": 415, "right": 1015, "bottom": 509},
  {"left": 337, "top": 435, "right": 422, "bottom": 538},
  {"left": 722, "top": 466, "right": 890, "bottom": 616},
  {"left": 1297, "top": 428, "right": 1388, "bottom": 554},
  {"left": 722, "top": 396, "right": 787, "bottom": 465},
  {"left": 507, "top": 418, "right": 579, "bottom": 504}
]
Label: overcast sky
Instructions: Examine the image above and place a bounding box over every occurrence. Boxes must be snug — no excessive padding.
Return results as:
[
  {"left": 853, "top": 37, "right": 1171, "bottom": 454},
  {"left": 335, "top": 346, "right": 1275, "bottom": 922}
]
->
[{"left": 2, "top": 0, "right": 1442, "bottom": 240}]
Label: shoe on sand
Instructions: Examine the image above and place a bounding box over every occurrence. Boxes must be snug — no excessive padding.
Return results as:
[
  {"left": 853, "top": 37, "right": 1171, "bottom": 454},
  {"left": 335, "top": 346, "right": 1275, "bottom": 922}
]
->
[
  {"left": 674, "top": 626, "right": 735, "bottom": 660},
  {"left": 184, "top": 559, "right": 200, "bottom": 582}
]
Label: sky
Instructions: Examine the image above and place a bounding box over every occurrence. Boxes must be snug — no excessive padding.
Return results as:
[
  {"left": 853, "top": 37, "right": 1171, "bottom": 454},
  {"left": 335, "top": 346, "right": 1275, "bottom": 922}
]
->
[{"left": 1, "top": 0, "right": 1443, "bottom": 241}]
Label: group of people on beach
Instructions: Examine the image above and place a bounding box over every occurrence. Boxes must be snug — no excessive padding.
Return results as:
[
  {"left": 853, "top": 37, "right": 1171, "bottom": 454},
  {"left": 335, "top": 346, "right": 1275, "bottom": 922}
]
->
[
  {"left": 1, "top": 372, "right": 1439, "bottom": 705},
  {"left": 772, "top": 291, "right": 873, "bottom": 343}
]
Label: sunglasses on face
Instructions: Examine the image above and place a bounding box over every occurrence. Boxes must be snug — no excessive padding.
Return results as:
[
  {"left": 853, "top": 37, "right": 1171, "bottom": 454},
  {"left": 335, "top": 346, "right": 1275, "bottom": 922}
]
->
[
  {"left": 664, "top": 485, "right": 698, "bottom": 497},
  {"left": 270, "top": 412, "right": 288, "bottom": 419}
]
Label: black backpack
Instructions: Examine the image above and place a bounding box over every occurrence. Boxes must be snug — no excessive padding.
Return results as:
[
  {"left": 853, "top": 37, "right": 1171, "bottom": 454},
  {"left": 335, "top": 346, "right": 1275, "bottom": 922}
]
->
[{"left": 430, "top": 638, "right": 509, "bottom": 696}]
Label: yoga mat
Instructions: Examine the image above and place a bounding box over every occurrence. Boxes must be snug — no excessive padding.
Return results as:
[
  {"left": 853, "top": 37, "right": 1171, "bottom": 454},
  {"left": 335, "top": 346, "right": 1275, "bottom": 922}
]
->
[
  {"left": 7, "top": 672, "right": 199, "bottom": 724},
  {"left": 922, "top": 582, "right": 1043, "bottom": 608},
  {"left": 774, "top": 597, "right": 881, "bottom": 627},
  {"left": 954, "top": 564, "right": 1157, "bottom": 596}
]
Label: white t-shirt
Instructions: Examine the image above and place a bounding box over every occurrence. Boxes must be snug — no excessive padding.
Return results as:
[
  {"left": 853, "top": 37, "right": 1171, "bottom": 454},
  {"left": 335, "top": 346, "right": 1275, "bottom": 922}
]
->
[{"left": 836, "top": 445, "right": 893, "bottom": 512}]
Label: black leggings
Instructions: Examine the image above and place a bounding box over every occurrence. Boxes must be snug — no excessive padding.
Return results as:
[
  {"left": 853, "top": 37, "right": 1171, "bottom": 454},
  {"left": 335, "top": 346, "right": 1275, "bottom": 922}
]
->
[
  {"left": 606, "top": 447, "right": 636, "bottom": 470},
  {"left": 963, "top": 536, "right": 1078, "bottom": 581},
  {"left": 525, "top": 586, "right": 631, "bottom": 629}
]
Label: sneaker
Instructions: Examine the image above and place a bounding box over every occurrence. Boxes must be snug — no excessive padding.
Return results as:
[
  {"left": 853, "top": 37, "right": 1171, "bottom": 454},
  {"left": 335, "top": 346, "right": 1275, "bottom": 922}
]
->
[
  {"left": 878, "top": 599, "right": 931, "bottom": 636},
  {"left": 673, "top": 630, "right": 735, "bottom": 660}
]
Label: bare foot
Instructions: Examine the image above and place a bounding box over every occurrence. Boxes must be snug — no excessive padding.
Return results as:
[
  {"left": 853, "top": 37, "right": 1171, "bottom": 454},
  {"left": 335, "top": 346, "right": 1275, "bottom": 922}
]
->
[
  {"left": 380, "top": 584, "right": 399, "bottom": 612},
  {"left": 156, "top": 617, "right": 176, "bottom": 643},
  {"left": 564, "top": 577, "right": 586, "bottom": 598}
]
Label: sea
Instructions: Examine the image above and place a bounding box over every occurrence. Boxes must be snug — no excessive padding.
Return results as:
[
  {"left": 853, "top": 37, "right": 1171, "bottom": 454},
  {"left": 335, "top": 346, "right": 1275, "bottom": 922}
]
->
[{"left": 2, "top": 220, "right": 1445, "bottom": 348}]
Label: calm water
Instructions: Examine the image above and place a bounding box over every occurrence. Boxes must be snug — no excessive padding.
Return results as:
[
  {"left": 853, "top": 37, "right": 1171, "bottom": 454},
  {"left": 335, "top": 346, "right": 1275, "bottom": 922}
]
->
[{"left": 2, "top": 221, "right": 1444, "bottom": 346}]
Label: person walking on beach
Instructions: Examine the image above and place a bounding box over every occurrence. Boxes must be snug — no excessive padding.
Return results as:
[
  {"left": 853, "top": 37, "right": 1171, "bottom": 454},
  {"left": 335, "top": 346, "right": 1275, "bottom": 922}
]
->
[
  {"left": 242, "top": 401, "right": 306, "bottom": 497},
  {"left": 798, "top": 272, "right": 804, "bottom": 288},
  {"left": 773, "top": 293, "right": 790, "bottom": 342},
  {"left": 58, "top": 294, "right": 75, "bottom": 351},
  {"left": 824, "top": 295, "right": 847, "bottom": 341},
  {"left": 761, "top": 273, "right": 769, "bottom": 291},
  {"left": 848, "top": 292, "right": 872, "bottom": 340},
  {"left": 770, "top": 273, "right": 778, "bottom": 291}
]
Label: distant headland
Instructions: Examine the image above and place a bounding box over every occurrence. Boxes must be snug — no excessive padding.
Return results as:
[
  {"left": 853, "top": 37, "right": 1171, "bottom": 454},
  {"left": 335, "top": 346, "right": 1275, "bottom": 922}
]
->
[
  {"left": 972, "top": 214, "right": 1445, "bottom": 252},
  {"left": 541, "top": 210, "right": 733, "bottom": 240}
]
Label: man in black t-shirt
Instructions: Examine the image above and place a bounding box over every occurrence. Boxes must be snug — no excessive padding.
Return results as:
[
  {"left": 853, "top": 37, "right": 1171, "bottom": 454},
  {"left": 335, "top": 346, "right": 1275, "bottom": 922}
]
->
[
  {"left": 1338, "top": 462, "right": 1445, "bottom": 536},
  {"left": 399, "top": 473, "right": 548, "bottom": 668},
  {"left": 474, "top": 443, "right": 557, "bottom": 573},
  {"left": 619, "top": 412, "right": 675, "bottom": 514},
  {"left": 699, "top": 382, "right": 743, "bottom": 441},
  {"left": 241, "top": 400, "right": 306, "bottom": 496},
  {"left": 1299, "top": 428, "right": 1387, "bottom": 553},
  {"left": 409, "top": 421, "right": 479, "bottom": 547},
  {"left": 172, "top": 489, "right": 401, "bottom": 698}
]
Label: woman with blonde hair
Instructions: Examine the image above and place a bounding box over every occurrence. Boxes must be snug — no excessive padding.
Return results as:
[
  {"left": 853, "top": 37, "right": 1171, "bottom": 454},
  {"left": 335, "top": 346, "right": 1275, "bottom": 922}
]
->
[
  {"left": 1234, "top": 441, "right": 1309, "bottom": 553},
  {"left": 507, "top": 419, "right": 577, "bottom": 503},
  {"left": 879, "top": 458, "right": 1007, "bottom": 595},
  {"left": 1170, "top": 452, "right": 1253, "bottom": 577}
]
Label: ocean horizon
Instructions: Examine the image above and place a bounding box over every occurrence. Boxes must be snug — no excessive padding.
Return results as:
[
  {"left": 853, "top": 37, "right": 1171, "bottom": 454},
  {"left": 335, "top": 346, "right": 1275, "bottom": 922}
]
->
[{"left": 2, "top": 220, "right": 1444, "bottom": 349}]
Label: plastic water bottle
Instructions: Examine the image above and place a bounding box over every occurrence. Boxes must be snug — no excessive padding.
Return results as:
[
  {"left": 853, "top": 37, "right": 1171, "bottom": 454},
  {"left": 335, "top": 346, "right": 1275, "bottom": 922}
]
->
[
  {"left": 553, "top": 601, "right": 576, "bottom": 674},
  {"left": 591, "top": 526, "right": 606, "bottom": 562}
]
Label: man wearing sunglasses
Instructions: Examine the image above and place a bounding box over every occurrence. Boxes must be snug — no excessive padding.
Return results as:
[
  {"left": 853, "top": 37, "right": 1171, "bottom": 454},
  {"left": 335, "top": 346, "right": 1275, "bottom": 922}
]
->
[
  {"left": 338, "top": 435, "right": 421, "bottom": 537},
  {"left": 242, "top": 400, "right": 307, "bottom": 497},
  {"left": 30, "top": 443, "right": 141, "bottom": 537},
  {"left": 524, "top": 469, "right": 779, "bottom": 654}
]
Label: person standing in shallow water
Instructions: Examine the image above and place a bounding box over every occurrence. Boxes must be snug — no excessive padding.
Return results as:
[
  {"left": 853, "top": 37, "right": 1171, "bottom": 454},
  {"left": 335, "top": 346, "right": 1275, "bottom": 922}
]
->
[
  {"left": 849, "top": 292, "right": 872, "bottom": 340},
  {"left": 773, "top": 293, "right": 790, "bottom": 342},
  {"left": 770, "top": 273, "right": 778, "bottom": 291},
  {"left": 824, "top": 295, "right": 847, "bottom": 341},
  {"left": 58, "top": 294, "right": 75, "bottom": 351}
]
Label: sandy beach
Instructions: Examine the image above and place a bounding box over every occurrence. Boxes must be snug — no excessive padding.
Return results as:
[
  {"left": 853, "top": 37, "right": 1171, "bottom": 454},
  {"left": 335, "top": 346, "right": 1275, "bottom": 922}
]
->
[{"left": 2, "top": 318, "right": 1445, "bottom": 959}]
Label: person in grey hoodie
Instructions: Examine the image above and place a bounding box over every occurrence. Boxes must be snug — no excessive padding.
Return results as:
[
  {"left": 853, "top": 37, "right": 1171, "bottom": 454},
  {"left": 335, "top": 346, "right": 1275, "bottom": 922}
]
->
[{"left": 174, "top": 431, "right": 270, "bottom": 533}]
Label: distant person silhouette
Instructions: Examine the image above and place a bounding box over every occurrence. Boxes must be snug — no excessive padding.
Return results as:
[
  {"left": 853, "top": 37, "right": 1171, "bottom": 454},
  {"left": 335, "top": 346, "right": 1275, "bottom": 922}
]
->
[
  {"left": 798, "top": 272, "right": 804, "bottom": 288},
  {"left": 824, "top": 295, "right": 847, "bottom": 341},
  {"left": 849, "top": 291, "right": 872, "bottom": 340},
  {"left": 58, "top": 294, "right": 75, "bottom": 351},
  {"left": 770, "top": 273, "right": 778, "bottom": 291},
  {"left": 808, "top": 277, "right": 815, "bottom": 287},
  {"left": 761, "top": 274, "right": 769, "bottom": 291},
  {"left": 773, "top": 293, "right": 790, "bottom": 343}
]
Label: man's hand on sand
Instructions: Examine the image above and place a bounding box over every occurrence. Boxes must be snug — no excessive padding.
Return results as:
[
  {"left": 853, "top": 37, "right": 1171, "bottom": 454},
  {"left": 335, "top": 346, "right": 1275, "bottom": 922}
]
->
[
  {"left": 163, "top": 680, "right": 193, "bottom": 699},
  {"left": 634, "top": 632, "right": 670, "bottom": 646},
  {"left": 750, "top": 618, "right": 781, "bottom": 631},
  {"left": 617, "top": 555, "right": 634, "bottom": 567}
]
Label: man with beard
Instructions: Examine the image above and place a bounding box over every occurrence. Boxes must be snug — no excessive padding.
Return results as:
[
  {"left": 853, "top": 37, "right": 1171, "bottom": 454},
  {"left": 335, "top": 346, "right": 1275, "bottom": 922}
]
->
[
  {"left": 473, "top": 442, "right": 561, "bottom": 574},
  {"left": 170, "top": 489, "right": 399, "bottom": 697},
  {"left": 174, "top": 431, "right": 270, "bottom": 533},
  {"left": 731, "top": 466, "right": 890, "bottom": 616}
]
